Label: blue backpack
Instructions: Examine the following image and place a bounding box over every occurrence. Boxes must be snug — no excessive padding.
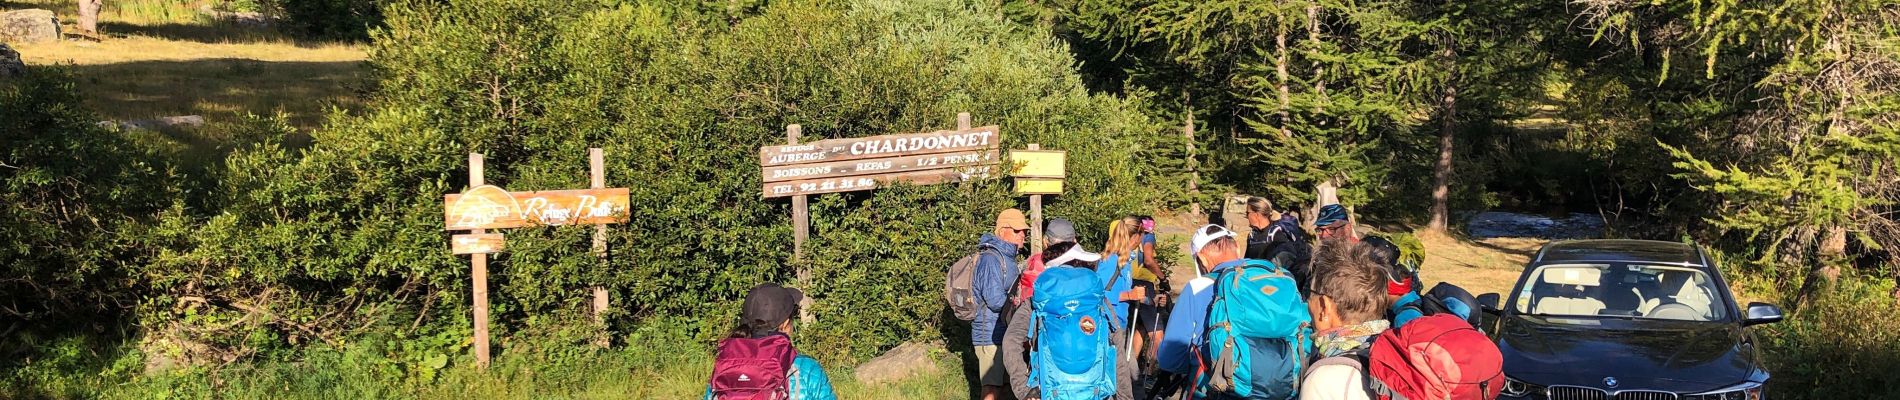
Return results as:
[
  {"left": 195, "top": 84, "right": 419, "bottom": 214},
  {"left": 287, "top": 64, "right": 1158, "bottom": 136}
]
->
[
  {"left": 1028, "top": 265, "right": 1120, "bottom": 400},
  {"left": 1198, "top": 259, "right": 1313, "bottom": 400}
]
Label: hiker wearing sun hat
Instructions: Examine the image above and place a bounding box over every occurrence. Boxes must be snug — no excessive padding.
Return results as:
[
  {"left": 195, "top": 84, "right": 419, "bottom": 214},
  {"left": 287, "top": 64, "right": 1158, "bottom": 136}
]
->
[
  {"left": 704, "top": 283, "right": 837, "bottom": 400},
  {"left": 969, "top": 209, "right": 1029, "bottom": 400}
]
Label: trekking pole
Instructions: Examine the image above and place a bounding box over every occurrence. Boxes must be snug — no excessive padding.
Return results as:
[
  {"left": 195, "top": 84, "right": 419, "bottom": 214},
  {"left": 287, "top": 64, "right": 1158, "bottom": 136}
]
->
[{"left": 1125, "top": 300, "right": 1138, "bottom": 364}]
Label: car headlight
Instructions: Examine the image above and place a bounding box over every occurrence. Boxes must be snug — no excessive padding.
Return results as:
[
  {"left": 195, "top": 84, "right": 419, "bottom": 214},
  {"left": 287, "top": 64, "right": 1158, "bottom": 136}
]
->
[
  {"left": 1684, "top": 381, "right": 1764, "bottom": 400},
  {"left": 1500, "top": 376, "right": 1545, "bottom": 398}
]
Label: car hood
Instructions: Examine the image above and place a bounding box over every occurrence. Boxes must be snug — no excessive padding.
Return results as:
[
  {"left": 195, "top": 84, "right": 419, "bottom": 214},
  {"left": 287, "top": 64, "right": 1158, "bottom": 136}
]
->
[{"left": 1496, "top": 315, "right": 1760, "bottom": 392}]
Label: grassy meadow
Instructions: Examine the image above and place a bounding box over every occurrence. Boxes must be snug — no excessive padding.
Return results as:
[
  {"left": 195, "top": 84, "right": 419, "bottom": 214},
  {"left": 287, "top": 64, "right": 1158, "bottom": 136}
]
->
[{"left": 5, "top": 0, "right": 368, "bottom": 130}]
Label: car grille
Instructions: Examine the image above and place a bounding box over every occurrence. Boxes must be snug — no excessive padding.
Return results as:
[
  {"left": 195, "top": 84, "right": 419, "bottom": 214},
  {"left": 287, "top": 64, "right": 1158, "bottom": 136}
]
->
[
  {"left": 1547, "top": 386, "right": 1679, "bottom": 400},
  {"left": 1549, "top": 386, "right": 1607, "bottom": 400}
]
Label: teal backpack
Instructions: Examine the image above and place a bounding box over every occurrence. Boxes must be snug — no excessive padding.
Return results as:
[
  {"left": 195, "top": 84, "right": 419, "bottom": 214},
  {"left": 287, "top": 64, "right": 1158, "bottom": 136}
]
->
[
  {"left": 1028, "top": 265, "right": 1120, "bottom": 400},
  {"left": 1198, "top": 259, "right": 1313, "bottom": 400}
]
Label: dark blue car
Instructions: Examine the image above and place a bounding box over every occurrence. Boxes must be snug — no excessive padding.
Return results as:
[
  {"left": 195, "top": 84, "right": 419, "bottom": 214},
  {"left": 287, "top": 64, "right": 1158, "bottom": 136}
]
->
[{"left": 1475, "top": 240, "right": 1784, "bottom": 400}]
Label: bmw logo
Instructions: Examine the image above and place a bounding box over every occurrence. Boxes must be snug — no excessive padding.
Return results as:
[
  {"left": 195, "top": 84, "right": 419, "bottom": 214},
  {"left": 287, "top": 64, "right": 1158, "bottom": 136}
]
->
[{"left": 1603, "top": 377, "right": 1619, "bottom": 388}]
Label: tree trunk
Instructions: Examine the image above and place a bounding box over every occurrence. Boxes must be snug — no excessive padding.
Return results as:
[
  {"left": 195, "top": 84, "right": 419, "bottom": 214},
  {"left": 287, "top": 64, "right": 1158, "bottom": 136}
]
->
[
  {"left": 1306, "top": 4, "right": 1325, "bottom": 111},
  {"left": 1275, "top": 23, "right": 1291, "bottom": 138},
  {"left": 1427, "top": 48, "right": 1459, "bottom": 233},
  {"left": 1186, "top": 89, "right": 1201, "bottom": 216},
  {"left": 77, "top": 0, "right": 103, "bottom": 36}
]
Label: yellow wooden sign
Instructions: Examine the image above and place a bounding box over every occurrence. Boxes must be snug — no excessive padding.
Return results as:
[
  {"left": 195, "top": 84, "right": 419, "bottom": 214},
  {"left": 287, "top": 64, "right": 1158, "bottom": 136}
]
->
[
  {"left": 1015, "top": 178, "right": 1065, "bottom": 195},
  {"left": 1008, "top": 150, "right": 1067, "bottom": 178}
]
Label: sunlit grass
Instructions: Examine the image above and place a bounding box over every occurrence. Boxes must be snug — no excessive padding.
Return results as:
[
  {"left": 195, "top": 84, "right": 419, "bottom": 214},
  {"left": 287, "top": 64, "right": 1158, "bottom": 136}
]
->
[{"left": 6, "top": 0, "right": 368, "bottom": 130}]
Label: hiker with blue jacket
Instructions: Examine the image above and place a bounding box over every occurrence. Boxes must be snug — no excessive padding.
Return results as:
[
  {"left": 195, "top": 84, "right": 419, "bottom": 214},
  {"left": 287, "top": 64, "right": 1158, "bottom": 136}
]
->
[
  {"left": 703, "top": 283, "right": 837, "bottom": 400},
  {"left": 975, "top": 209, "right": 1030, "bottom": 400},
  {"left": 1002, "top": 241, "right": 1136, "bottom": 400},
  {"left": 1149, "top": 224, "right": 1313, "bottom": 400},
  {"left": 1150, "top": 225, "right": 1240, "bottom": 399}
]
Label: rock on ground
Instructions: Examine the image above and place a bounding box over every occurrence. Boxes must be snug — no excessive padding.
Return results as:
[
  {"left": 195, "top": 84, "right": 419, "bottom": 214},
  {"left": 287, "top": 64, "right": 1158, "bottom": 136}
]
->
[
  {"left": 101, "top": 115, "right": 207, "bottom": 131},
  {"left": 854, "top": 341, "right": 941, "bottom": 385},
  {"left": 0, "top": 43, "right": 23, "bottom": 78},
  {"left": 1, "top": 9, "right": 60, "bottom": 44}
]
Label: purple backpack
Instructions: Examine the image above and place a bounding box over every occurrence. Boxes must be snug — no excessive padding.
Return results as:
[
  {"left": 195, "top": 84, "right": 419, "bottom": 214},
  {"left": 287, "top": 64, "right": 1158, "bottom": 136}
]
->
[{"left": 710, "top": 334, "right": 796, "bottom": 400}]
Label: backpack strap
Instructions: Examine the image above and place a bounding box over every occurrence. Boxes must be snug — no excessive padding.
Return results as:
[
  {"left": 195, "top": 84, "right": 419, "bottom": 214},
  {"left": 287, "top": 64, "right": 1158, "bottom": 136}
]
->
[
  {"left": 786, "top": 361, "right": 801, "bottom": 398},
  {"left": 1316, "top": 349, "right": 1389, "bottom": 400}
]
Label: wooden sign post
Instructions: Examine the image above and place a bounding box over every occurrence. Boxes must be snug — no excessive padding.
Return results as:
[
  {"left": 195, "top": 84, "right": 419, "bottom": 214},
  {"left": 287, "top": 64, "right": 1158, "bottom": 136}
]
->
[
  {"left": 1009, "top": 145, "right": 1068, "bottom": 253},
  {"left": 446, "top": 149, "right": 630, "bottom": 368},
  {"left": 763, "top": 113, "right": 1001, "bottom": 322},
  {"left": 467, "top": 153, "right": 492, "bottom": 369},
  {"left": 589, "top": 148, "right": 609, "bottom": 347}
]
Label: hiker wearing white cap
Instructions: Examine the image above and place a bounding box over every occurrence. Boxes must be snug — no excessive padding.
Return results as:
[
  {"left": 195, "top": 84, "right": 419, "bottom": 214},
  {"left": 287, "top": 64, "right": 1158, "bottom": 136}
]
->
[{"left": 1148, "top": 224, "right": 1247, "bottom": 398}]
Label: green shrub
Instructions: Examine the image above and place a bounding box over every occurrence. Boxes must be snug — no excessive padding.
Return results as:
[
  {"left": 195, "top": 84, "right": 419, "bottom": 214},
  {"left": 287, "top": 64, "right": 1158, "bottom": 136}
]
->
[
  {"left": 1755, "top": 276, "right": 1900, "bottom": 399},
  {"left": 0, "top": 70, "right": 179, "bottom": 360},
  {"left": 145, "top": 0, "right": 1177, "bottom": 368}
]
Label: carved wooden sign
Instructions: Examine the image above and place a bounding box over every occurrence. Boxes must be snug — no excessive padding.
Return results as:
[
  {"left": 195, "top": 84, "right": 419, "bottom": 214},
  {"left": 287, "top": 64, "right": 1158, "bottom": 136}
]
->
[
  {"left": 759, "top": 126, "right": 1002, "bottom": 198},
  {"left": 765, "top": 164, "right": 998, "bottom": 197},
  {"left": 444, "top": 185, "right": 631, "bottom": 230},
  {"left": 451, "top": 233, "right": 506, "bottom": 255},
  {"left": 759, "top": 125, "right": 1001, "bottom": 167}
]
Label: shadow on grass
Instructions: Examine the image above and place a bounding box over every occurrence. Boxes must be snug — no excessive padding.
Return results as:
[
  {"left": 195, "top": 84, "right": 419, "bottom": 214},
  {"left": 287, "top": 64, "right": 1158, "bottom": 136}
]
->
[
  {"left": 99, "top": 21, "right": 334, "bottom": 46},
  {"left": 1467, "top": 236, "right": 1538, "bottom": 259},
  {"left": 938, "top": 307, "right": 985, "bottom": 400},
  {"left": 60, "top": 58, "right": 369, "bottom": 130}
]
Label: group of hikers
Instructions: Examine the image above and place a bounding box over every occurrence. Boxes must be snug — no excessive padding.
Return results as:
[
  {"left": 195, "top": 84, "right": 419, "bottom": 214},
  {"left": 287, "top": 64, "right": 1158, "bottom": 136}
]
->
[{"left": 702, "top": 198, "right": 1504, "bottom": 400}]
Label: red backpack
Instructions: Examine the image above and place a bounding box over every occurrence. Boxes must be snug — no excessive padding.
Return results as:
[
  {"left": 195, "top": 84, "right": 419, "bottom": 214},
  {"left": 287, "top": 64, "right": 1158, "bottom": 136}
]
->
[
  {"left": 1311, "top": 315, "right": 1504, "bottom": 400},
  {"left": 710, "top": 334, "right": 796, "bottom": 400}
]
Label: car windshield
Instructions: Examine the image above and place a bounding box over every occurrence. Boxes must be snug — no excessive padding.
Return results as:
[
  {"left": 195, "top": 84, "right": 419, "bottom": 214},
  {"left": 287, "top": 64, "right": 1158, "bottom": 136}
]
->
[{"left": 1512, "top": 263, "right": 1727, "bottom": 321}]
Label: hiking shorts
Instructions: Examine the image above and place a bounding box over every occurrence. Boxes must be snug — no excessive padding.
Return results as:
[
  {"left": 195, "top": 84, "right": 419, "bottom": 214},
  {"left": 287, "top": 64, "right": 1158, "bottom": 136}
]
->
[{"left": 974, "top": 345, "right": 1008, "bottom": 387}]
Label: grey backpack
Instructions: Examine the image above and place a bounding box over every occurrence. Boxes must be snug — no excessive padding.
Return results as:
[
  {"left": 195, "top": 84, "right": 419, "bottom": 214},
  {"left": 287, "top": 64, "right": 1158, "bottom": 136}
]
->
[{"left": 945, "top": 248, "right": 1002, "bottom": 321}]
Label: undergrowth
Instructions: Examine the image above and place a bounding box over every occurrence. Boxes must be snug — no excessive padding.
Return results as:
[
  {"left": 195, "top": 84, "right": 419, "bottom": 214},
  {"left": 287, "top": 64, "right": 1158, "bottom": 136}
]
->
[{"left": 6, "top": 317, "right": 968, "bottom": 399}]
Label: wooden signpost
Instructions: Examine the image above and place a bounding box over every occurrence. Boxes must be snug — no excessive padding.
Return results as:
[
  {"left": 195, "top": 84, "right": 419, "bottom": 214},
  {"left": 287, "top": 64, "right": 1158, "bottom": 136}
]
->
[
  {"left": 764, "top": 113, "right": 1001, "bottom": 322},
  {"left": 1009, "top": 145, "right": 1068, "bottom": 252},
  {"left": 446, "top": 149, "right": 627, "bottom": 368}
]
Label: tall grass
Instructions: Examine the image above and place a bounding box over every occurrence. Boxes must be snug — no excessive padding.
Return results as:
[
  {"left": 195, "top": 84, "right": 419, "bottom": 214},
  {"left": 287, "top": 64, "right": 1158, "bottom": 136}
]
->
[
  {"left": 1753, "top": 275, "right": 1900, "bottom": 399},
  {"left": 5, "top": 323, "right": 969, "bottom": 400}
]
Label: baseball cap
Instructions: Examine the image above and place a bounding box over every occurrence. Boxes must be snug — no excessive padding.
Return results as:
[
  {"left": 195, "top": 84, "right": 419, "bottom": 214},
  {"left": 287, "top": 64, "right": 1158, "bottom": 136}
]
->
[
  {"left": 1045, "top": 218, "right": 1078, "bottom": 244},
  {"left": 1190, "top": 224, "right": 1236, "bottom": 254},
  {"left": 996, "top": 209, "right": 1030, "bottom": 231},
  {"left": 1046, "top": 243, "right": 1103, "bottom": 267},
  {"left": 1361, "top": 237, "right": 1416, "bottom": 296},
  {"left": 741, "top": 283, "right": 805, "bottom": 329},
  {"left": 1315, "top": 204, "right": 1350, "bottom": 227}
]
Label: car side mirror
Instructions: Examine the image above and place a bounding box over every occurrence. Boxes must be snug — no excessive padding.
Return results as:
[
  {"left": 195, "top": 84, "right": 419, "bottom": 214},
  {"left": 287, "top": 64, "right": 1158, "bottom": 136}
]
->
[
  {"left": 1477, "top": 293, "right": 1502, "bottom": 315},
  {"left": 1743, "top": 302, "right": 1784, "bottom": 326}
]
